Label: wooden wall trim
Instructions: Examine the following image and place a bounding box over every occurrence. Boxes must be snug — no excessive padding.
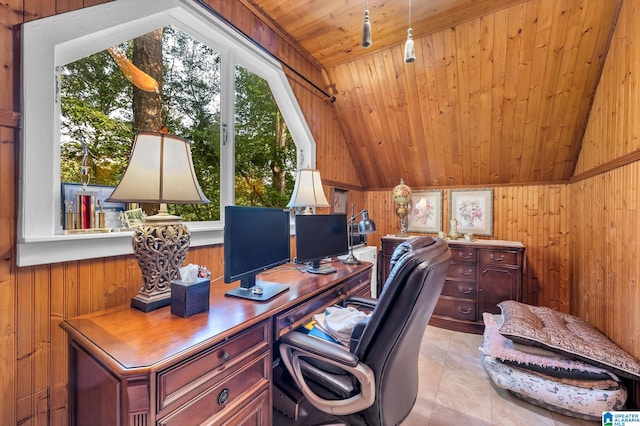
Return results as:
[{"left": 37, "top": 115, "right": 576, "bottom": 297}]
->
[{"left": 570, "top": 149, "right": 640, "bottom": 183}]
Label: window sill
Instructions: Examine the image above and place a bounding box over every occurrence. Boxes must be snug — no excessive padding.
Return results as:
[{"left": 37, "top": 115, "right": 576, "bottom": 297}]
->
[{"left": 17, "top": 222, "right": 224, "bottom": 267}]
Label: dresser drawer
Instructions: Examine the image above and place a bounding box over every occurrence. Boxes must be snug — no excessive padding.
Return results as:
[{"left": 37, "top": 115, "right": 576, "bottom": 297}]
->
[
  {"left": 157, "top": 321, "right": 269, "bottom": 413},
  {"left": 447, "top": 263, "right": 476, "bottom": 280},
  {"left": 441, "top": 280, "right": 476, "bottom": 299},
  {"left": 158, "top": 353, "right": 270, "bottom": 426},
  {"left": 433, "top": 297, "right": 477, "bottom": 321},
  {"left": 479, "top": 249, "right": 518, "bottom": 266},
  {"left": 274, "top": 284, "right": 346, "bottom": 339},
  {"left": 450, "top": 248, "right": 477, "bottom": 263},
  {"left": 344, "top": 270, "right": 371, "bottom": 297}
]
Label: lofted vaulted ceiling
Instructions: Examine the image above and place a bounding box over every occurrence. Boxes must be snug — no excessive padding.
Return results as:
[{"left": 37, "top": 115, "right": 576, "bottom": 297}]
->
[{"left": 245, "top": 0, "right": 621, "bottom": 189}]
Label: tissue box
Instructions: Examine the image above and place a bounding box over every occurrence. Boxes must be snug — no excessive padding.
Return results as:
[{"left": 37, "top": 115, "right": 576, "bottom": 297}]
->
[{"left": 170, "top": 277, "right": 210, "bottom": 317}]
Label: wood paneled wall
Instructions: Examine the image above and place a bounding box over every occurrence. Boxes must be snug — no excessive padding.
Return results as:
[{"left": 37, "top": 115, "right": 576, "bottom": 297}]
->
[
  {"left": 575, "top": 0, "right": 639, "bottom": 174},
  {"left": 572, "top": 0, "right": 640, "bottom": 358}
]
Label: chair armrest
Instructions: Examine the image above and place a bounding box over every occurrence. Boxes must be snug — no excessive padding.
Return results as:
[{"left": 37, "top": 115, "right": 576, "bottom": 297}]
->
[
  {"left": 279, "top": 330, "right": 376, "bottom": 416},
  {"left": 344, "top": 295, "right": 377, "bottom": 311},
  {"left": 280, "top": 330, "right": 359, "bottom": 367}
]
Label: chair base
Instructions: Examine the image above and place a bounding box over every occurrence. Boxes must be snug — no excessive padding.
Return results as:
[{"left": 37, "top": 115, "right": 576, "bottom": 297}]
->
[{"left": 273, "top": 365, "right": 349, "bottom": 426}]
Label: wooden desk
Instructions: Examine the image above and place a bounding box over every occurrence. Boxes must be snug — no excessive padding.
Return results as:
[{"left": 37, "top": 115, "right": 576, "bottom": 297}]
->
[{"left": 61, "top": 261, "right": 371, "bottom": 426}]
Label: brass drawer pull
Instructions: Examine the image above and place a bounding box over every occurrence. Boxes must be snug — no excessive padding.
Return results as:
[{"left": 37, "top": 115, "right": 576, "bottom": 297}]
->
[
  {"left": 457, "top": 252, "right": 473, "bottom": 259},
  {"left": 459, "top": 268, "right": 473, "bottom": 277},
  {"left": 222, "top": 351, "right": 231, "bottom": 362},
  {"left": 490, "top": 253, "right": 505, "bottom": 261},
  {"left": 458, "top": 307, "right": 472, "bottom": 314},
  {"left": 458, "top": 287, "right": 472, "bottom": 294}
]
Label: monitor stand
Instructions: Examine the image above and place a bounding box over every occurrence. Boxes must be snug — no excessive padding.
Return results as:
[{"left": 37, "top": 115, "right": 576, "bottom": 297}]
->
[
  {"left": 225, "top": 276, "right": 289, "bottom": 302},
  {"left": 306, "top": 261, "right": 337, "bottom": 275}
]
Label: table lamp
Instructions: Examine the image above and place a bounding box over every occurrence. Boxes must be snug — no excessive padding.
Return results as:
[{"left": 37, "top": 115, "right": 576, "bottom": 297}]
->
[
  {"left": 342, "top": 203, "right": 377, "bottom": 265},
  {"left": 287, "top": 168, "right": 330, "bottom": 214},
  {"left": 392, "top": 178, "right": 412, "bottom": 235},
  {"left": 107, "top": 131, "right": 209, "bottom": 312}
]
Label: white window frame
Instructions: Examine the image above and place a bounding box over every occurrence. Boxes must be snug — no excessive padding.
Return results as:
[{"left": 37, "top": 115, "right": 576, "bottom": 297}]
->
[{"left": 19, "top": 0, "right": 316, "bottom": 266}]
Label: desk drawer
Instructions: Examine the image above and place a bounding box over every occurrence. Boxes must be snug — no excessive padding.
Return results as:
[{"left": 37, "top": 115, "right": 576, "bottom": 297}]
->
[
  {"left": 447, "top": 263, "right": 476, "bottom": 280},
  {"left": 158, "top": 353, "right": 269, "bottom": 426},
  {"left": 345, "top": 270, "right": 371, "bottom": 297},
  {"left": 433, "top": 297, "right": 477, "bottom": 321},
  {"left": 274, "top": 284, "right": 346, "bottom": 339},
  {"left": 441, "top": 280, "right": 476, "bottom": 299},
  {"left": 450, "top": 248, "right": 477, "bottom": 263},
  {"left": 157, "top": 321, "right": 269, "bottom": 413},
  {"left": 479, "top": 249, "right": 518, "bottom": 267}
]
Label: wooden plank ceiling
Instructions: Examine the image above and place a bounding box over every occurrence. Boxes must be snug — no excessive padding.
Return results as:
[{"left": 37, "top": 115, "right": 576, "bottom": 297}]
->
[{"left": 246, "top": 0, "right": 621, "bottom": 188}]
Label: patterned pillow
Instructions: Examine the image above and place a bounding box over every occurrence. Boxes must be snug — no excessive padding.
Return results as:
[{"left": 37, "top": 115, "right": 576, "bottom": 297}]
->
[
  {"left": 480, "top": 313, "right": 615, "bottom": 381},
  {"left": 497, "top": 300, "right": 640, "bottom": 380}
]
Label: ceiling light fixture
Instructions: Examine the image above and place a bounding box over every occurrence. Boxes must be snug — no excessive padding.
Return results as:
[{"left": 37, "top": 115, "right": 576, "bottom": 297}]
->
[
  {"left": 362, "top": 0, "right": 372, "bottom": 48},
  {"left": 404, "top": 0, "right": 416, "bottom": 63}
]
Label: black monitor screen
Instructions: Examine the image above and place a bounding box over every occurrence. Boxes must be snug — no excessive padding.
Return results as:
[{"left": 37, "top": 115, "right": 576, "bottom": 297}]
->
[
  {"left": 223, "top": 206, "right": 291, "bottom": 300},
  {"left": 295, "top": 214, "right": 348, "bottom": 274}
]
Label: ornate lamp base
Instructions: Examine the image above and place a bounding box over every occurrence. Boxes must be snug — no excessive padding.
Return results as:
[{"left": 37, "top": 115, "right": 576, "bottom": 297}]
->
[
  {"left": 130, "top": 217, "right": 190, "bottom": 312},
  {"left": 342, "top": 252, "right": 362, "bottom": 265}
]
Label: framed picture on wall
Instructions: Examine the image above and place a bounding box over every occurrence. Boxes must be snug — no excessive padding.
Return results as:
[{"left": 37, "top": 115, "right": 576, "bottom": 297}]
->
[
  {"left": 408, "top": 190, "right": 443, "bottom": 233},
  {"left": 449, "top": 189, "right": 494, "bottom": 236},
  {"left": 331, "top": 188, "right": 348, "bottom": 214}
]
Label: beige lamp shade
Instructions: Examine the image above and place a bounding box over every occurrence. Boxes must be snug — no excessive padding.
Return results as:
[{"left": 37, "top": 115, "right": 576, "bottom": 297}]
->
[
  {"left": 287, "top": 168, "right": 330, "bottom": 209},
  {"left": 107, "top": 131, "right": 209, "bottom": 204}
]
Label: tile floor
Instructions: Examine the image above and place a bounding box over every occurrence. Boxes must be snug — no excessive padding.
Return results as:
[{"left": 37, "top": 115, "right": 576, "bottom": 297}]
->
[
  {"left": 402, "top": 326, "right": 598, "bottom": 425},
  {"left": 274, "top": 325, "right": 601, "bottom": 425}
]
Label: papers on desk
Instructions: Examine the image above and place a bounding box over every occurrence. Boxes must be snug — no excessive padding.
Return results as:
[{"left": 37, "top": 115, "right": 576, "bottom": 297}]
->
[{"left": 307, "top": 306, "right": 370, "bottom": 346}]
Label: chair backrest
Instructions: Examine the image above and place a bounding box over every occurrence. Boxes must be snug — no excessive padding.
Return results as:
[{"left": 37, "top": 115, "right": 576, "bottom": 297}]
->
[{"left": 353, "top": 236, "right": 451, "bottom": 426}]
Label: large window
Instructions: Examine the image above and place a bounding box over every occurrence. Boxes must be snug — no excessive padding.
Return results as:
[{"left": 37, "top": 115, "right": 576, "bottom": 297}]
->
[{"left": 19, "top": 0, "right": 317, "bottom": 266}]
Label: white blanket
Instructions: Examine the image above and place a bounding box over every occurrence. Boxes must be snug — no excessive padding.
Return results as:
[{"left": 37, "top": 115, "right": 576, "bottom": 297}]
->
[{"left": 313, "top": 306, "right": 370, "bottom": 346}]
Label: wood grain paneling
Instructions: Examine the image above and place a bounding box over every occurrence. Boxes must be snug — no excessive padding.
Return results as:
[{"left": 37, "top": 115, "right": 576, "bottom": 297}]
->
[
  {"left": 571, "top": 164, "right": 640, "bottom": 356},
  {"left": 576, "top": 0, "right": 640, "bottom": 174},
  {"left": 326, "top": 0, "right": 619, "bottom": 189},
  {"left": 572, "top": 0, "right": 640, "bottom": 365}
]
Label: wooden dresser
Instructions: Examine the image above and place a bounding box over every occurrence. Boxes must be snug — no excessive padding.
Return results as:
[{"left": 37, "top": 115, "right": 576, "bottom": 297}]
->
[
  {"left": 379, "top": 235, "right": 525, "bottom": 334},
  {"left": 61, "top": 261, "right": 371, "bottom": 426}
]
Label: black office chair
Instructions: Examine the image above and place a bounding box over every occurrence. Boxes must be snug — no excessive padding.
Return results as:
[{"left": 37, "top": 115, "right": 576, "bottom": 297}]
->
[{"left": 277, "top": 236, "right": 451, "bottom": 425}]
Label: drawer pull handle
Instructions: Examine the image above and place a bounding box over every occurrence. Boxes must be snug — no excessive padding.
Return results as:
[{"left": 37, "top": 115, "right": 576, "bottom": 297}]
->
[
  {"left": 458, "top": 307, "right": 472, "bottom": 314},
  {"left": 458, "top": 268, "right": 473, "bottom": 277},
  {"left": 458, "top": 287, "right": 472, "bottom": 294},
  {"left": 287, "top": 316, "right": 295, "bottom": 325},
  {"left": 490, "top": 254, "right": 505, "bottom": 261},
  {"left": 222, "top": 351, "right": 231, "bottom": 362},
  {"left": 458, "top": 252, "right": 473, "bottom": 259},
  {"left": 217, "top": 388, "right": 230, "bottom": 405}
]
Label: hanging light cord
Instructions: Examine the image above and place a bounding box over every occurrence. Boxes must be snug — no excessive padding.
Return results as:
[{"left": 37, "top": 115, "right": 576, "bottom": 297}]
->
[
  {"left": 404, "top": 0, "right": 416, "bottom": 63},
  {"left": 362, "top": 0, "right": 372, "bottom": 48}
]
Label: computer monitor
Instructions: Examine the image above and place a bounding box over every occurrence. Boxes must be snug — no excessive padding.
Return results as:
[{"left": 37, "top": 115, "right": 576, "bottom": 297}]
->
[
  {"left": 223, "top": 205, "right": 290, "bottom": 301},
  {"left": 295, "top": 213, "right": 349, "bottom": 274}
]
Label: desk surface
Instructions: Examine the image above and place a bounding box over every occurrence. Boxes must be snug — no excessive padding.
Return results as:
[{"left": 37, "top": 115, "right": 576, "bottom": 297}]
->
[{"left": 61, "top": 260, "right": 371, "bottom": 372}]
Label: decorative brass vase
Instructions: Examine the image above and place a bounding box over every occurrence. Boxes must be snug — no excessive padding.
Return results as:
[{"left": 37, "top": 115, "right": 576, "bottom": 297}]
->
[{"left": 396, "top": 204, "right": 409, "bottom": 236}]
